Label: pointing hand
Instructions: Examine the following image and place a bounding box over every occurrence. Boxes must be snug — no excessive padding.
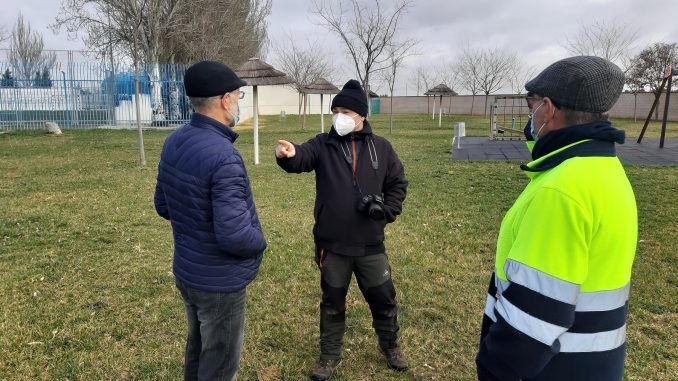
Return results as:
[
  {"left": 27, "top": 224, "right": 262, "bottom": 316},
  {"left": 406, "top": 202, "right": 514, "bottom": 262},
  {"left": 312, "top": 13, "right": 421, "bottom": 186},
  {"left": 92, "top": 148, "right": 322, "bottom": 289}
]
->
[{"left": 275, "top": 139, "right": 296, "bottom": 158}]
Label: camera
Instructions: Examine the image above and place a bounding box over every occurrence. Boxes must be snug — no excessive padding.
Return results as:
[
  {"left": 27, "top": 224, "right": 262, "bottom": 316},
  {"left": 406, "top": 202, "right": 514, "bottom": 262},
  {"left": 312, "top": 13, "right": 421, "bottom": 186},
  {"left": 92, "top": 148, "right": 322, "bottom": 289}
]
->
[{"left": 356, "top": 194, "right": 385, "bottom": 221}]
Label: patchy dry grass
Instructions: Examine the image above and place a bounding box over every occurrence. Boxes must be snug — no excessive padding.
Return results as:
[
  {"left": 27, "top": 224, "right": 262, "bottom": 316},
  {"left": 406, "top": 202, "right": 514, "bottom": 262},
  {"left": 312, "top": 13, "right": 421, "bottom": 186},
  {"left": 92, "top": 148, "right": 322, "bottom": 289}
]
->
[{"left": 0, "top": 114, "right": 676, "bottom": 380}]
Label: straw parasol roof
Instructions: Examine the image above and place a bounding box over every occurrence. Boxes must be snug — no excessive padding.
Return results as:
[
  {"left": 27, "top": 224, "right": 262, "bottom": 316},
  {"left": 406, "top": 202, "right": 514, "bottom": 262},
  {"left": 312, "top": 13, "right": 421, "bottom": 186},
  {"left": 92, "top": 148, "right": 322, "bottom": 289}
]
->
[
  {"left": 301, "top": 77, "right": 340, "bottom": 94},
  {"left": 424, "top": 84, "right": 458, "bottom": 96},
  {"left": 235, "top": 57, "right": 293, "bottom": 86}
]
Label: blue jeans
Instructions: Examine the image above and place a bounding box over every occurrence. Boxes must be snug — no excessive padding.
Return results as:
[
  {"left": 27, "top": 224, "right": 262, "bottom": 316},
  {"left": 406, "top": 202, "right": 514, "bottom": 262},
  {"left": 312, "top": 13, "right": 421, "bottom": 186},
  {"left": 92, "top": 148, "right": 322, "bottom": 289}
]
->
[{"left": 176, "top": 280, "right": 246, "bottom": 381}]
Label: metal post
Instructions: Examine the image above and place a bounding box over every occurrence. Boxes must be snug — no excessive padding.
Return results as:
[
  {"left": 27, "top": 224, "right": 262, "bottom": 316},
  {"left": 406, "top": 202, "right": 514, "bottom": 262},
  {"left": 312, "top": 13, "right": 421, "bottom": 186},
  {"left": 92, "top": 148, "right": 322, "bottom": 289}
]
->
[
  {"left": 61, "top": 71, "right": 70, "bottom": 128},
  {"left": 660, "top": 73, "right": 673, "bottom": 149},
  {"left": 320, "top": 93, "right": 324, "bottom": 133},
  {"left": 133, "top": 34, "right": 146, "bottom": 167},
  {"left": 253, "top": 85, "right": 259, "bottom": 165},
  {"left": 107, "top": 5, "right": 117, "bottom": 127},
  {"left": 13, "top": 77, "right": 20, "bottom": 129},
  {"left": 438, "top": 95, "right": 443, "bottom": 127},
  {"left": 431, "top": 95, "right": 436, "bottom": 120},
  {"left": 68, "top": 51, "right": 78, "bottom": 127}
]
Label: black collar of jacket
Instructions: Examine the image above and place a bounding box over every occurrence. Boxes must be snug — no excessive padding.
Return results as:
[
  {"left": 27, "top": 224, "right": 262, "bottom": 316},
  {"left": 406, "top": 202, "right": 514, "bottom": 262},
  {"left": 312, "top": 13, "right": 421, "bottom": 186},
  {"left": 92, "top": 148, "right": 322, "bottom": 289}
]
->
[
  {"left": 522, "top": 121, "right": 624, "bottom": 173},
  {"left": 521, "top": 139, "right": 616, "bottom": 172},
  {"left": 190, "top": 112, "right": 239, "bottom": 142},
  {"left": 326, "top": 119, "right": 374, "bottom": 146},
  {"left": 531, "top": 120, "right": 624, "bottom": 160}
]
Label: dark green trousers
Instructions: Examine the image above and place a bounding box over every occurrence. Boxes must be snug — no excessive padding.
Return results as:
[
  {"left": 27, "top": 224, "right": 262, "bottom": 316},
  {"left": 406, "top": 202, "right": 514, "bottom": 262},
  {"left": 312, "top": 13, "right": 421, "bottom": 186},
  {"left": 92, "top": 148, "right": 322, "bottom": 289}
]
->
[{"left": 316, "top": 249, "right": 400, "bottom": 360}]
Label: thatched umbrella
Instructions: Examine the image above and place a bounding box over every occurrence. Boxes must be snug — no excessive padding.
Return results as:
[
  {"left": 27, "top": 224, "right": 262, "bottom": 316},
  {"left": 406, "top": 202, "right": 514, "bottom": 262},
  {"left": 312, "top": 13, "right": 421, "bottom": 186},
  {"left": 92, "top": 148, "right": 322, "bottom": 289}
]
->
[
  {"left": 235, "top": 57, "right": 293, "bottom": 165},
  {"left": 425, "top": 84, "right": 458, "bottom": 127},
  {"left": 301, "top": 78, "right": 340, "bottom": 133}
]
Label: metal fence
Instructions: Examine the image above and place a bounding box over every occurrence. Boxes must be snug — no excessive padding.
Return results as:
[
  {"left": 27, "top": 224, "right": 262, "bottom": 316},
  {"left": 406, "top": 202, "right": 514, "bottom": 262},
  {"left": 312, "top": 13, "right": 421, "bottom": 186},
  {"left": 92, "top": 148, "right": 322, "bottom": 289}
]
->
[{"left": 0, "top": 56, "right": 192, "bottom": 130}]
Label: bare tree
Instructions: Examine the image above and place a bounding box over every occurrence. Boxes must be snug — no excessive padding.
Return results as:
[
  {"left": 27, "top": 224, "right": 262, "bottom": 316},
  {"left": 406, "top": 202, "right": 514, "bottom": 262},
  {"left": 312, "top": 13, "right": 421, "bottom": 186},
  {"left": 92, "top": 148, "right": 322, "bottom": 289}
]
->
[
  {"left": 54, "top": 2, "right": 156, "bottom": 164},
  {"left": 625, "top": 76, "right": 645, "bottom": 122},
  {"left": 627, "top": 42, "right": 678, "bottom": 93},
  {"left": 411, "top": 66, "right": 437, "bottom": 96},
  {"left": 274, "top": 35, "right": 333, "bottom": 130},
  {"left": 455, "top": 46, "right": 481, "bottom": 114},
  {"left": 313, "top": 0, "right": 413, "bottom": 114},
  {"left": 627, "top": 42, "right": 678, "bottom": 119},
  {"left": 163, "top": 0, "right": 271, "bottom": 66},
  {"left": 8, "top": 14, "right": 56, "bottom": 86},
  {"left": 53, "top": 0, "right": 271, "bottom": 122},
  {"left": 508, "top": 62, "right": 536, "bottom": 95},
  {"left": 473, "top": 48, "right": 518, "bottom": 116},
  {"left": 381, "top": 40, "right": 416, "bottom": 133},
  {"left": 433, "top": 62, "right": 457, "bottom": 89},
  {"left": 562, "top": 19, "right": 638, "bottom": 71},
  {"left": 457, "top": 46, "right": 515, "bottom": 116},
  {"left": 160, "top": 0, "right": 270, "bottom": 121},
  {"left": 0, "top": 24, "right": 10, "bottom": 45},
  {"left": 413, "top": 62, "right": 457, "bottom": 119},
  {"left": 54, "top": 0, "right": 183, "bottom": 122}
]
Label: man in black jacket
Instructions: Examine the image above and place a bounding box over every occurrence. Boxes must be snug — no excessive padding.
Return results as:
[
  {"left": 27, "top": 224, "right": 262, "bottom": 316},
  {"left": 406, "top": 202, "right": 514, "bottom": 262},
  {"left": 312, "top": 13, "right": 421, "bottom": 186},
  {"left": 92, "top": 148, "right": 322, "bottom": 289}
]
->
[{"left": 275, "top": 80, "right": 409, "bottom": 380}]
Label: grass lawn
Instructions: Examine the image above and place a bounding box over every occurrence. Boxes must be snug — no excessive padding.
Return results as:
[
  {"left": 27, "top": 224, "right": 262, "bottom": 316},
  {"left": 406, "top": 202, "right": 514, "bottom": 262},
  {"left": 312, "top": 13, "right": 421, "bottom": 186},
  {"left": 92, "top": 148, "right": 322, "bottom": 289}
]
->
[{"left": 0, "top": 114, "right": 676, "bottom": 380}]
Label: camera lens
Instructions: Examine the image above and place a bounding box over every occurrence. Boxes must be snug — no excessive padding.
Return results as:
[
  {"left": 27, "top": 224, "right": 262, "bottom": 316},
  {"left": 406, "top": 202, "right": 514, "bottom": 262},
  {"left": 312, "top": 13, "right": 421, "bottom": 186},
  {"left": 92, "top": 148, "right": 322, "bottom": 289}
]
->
[{"left": 368, "top": 203, "right": 385, "bottom": 221}]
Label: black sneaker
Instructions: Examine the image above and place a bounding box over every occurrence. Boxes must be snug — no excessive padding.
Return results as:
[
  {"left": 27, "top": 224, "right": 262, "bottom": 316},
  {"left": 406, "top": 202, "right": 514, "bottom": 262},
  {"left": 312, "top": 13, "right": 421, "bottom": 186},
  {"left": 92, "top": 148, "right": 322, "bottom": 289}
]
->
[
  {"left": 380, "top": 347, "right": 409, "bottom": 371},
  {"left": 311, "top": 358, "right": 342, "bottom": 381}
]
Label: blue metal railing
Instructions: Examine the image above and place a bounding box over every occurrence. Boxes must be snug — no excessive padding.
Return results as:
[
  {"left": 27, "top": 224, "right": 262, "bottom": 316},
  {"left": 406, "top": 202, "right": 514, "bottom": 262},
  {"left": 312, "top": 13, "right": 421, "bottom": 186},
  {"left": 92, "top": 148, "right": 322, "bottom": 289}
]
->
[{"left": 0, "top": 61, "right": 192, "bottom": 130}]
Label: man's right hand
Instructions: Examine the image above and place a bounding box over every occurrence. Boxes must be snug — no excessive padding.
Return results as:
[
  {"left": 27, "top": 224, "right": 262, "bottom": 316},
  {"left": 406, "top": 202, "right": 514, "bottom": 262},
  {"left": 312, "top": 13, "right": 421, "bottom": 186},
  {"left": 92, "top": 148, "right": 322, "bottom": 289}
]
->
[{"left": 275, "top": 139, "right": 296, "bottom": 158}]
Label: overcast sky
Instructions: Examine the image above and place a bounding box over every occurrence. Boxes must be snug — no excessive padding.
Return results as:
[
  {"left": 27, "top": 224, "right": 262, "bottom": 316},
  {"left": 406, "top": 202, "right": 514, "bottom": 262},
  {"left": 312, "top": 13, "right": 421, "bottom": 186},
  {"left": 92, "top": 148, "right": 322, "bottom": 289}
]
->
[{"left": 2, "top": 0, "right": 677, "bottom": 95}]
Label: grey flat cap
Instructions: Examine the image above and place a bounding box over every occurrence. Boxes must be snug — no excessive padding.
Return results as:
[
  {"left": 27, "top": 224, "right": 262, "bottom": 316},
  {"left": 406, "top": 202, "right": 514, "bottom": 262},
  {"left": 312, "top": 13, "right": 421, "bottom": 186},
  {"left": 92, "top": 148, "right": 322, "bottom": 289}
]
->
[{"left": 525, "top": 56, "right": 624, "bottom": 113}]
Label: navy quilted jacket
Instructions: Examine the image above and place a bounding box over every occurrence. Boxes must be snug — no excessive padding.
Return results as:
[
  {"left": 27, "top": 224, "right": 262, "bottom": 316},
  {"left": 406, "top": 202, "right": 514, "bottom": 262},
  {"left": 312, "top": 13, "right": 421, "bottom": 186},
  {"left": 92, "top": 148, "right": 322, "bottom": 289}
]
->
[{"left": 154, "top": 113, "right": 266, "bottom": 292}]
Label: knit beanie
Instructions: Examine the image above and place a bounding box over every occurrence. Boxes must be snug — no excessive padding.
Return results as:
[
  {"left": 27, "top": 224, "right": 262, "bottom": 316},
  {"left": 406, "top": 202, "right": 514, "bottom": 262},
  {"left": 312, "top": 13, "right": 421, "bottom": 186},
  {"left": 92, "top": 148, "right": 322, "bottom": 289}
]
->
[{"left": 331, "top": 79, "right": 369, "bottom": 116}]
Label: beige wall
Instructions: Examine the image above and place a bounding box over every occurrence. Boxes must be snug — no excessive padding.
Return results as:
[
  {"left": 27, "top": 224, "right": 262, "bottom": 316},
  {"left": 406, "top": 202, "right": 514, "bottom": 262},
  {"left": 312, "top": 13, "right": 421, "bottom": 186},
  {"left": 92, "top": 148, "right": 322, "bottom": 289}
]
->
[
  {"left": 239, "top": 85, "right": 678, "bottom": 122},
  {"left": 238, "top": 85, "right": 336, "bottom": 121},
  {"left": 378, "top": 93, "right": 678, "bottom": 121}
]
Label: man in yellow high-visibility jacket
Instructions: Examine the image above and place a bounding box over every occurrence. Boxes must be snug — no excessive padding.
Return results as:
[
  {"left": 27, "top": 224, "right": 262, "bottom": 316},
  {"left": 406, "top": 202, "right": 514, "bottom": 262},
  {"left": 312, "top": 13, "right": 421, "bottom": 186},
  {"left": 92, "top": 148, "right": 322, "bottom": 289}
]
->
[{"left": 476, "top": 56, "right": 638, "bottom": 381}]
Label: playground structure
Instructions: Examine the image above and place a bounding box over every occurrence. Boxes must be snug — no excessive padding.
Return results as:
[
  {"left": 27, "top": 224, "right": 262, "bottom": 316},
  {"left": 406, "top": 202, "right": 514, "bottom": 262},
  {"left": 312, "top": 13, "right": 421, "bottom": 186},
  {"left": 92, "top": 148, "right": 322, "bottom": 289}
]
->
[
  {"left": 489, "top": 96, "right": 529, "bottom": 140},
  {"left": 637, "top": 66, "right": 676, "bottom": 148}
]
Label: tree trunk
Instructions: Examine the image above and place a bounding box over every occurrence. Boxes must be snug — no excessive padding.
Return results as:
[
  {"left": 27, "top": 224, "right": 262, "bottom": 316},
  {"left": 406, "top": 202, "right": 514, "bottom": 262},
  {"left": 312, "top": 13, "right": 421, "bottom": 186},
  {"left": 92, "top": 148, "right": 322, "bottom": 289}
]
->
[
  {"left": 133, "top": 37, "right": 146, "bottom": 167},
  {"left": 438, "top": 96, "right": 443, "bottom": 127},
  {"left": 364, "top": 75, "right": 371, "bottom": 117},
  {"left": 320, "top": 94, "right": 325, "bottom": 133},
  {"left": 149, "top": 63, "right": 165, "bottom": 123},
  {"left": 169, "top": 54, "right": 180, "bottom": 121},
  {"left": 470, "top": 94, "right": 475, "bottom": 115},
  {"left": 483, "top": 93, "right": 489, "bottom": 117},
  {"left": 389, "top": 89, "right": 394, "bottom": 134},
  {"left": 302, "top": 93, "right": 307, "bottom": 131},
  {"left": 297, "top": 92, "right": 304, "bottom": 116}
]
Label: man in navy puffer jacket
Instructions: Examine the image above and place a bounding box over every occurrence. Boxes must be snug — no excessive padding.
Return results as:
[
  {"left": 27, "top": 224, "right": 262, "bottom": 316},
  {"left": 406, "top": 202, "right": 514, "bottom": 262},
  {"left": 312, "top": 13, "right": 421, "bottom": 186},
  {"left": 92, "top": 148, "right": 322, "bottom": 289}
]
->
[{"left": 154, "top": 61, "right": 266, "bottom": 381}]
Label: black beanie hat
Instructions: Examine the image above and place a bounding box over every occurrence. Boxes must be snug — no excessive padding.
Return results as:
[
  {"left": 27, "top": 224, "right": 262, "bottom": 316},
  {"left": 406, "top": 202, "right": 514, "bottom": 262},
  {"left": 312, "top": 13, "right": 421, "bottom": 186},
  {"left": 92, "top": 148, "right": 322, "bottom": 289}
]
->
[
  {"left": 184, "top": 60, "right": 247, "bottom": 97},
  {"left": 331, "top": 79, "right": 368, "bottom": 117}
]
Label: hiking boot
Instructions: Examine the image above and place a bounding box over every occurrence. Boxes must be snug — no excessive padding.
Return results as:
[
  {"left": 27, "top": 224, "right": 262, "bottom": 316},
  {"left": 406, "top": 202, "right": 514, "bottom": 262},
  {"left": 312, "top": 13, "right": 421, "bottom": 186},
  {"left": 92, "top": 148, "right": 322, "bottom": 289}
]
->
[
  {"left": 380, "top": 346, "right": 409, "bottom": 371},
  {"left": 311, "top": 358, "right": 341, "bottom": 381}
]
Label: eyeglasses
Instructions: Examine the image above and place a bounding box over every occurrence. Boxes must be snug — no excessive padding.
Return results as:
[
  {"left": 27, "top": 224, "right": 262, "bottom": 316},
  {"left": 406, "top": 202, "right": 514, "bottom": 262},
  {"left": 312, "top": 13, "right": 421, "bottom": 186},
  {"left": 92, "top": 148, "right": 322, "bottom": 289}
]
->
[
  {"left": 225, "top": 91, "right": 245, "bottom": 100},
  {"left": 525, "top": 91, "right": 539, "bottom": 108}
]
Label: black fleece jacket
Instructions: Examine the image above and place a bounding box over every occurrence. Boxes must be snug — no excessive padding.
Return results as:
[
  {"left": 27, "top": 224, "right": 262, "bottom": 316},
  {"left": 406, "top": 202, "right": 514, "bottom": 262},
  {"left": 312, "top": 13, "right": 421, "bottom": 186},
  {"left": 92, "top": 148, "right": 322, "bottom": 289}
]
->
[{"left": 276, "top": 120, "right": 408, "bottom": 256}]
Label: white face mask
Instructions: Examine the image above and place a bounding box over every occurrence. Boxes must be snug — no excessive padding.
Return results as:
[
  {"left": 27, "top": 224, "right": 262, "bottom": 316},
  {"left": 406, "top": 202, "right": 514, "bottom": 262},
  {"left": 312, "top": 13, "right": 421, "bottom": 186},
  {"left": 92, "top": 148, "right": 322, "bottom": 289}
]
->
[
  {"left": 226, "top": 94, "right": 240, "bottom": 127},
  {"left": 332, "top": 113, "right": 357, "bottom": 136}
]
